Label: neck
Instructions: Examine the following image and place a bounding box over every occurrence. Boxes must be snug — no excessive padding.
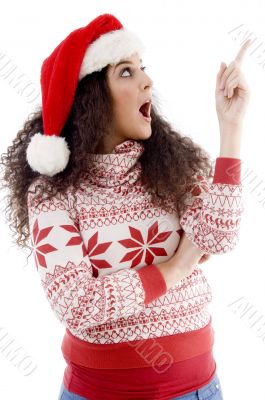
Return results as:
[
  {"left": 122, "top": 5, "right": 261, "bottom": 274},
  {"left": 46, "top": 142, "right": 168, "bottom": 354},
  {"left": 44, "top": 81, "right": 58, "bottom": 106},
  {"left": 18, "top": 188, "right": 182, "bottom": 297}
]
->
[{"left": 97, "top": 136, "right": 130, "bottom": 155}]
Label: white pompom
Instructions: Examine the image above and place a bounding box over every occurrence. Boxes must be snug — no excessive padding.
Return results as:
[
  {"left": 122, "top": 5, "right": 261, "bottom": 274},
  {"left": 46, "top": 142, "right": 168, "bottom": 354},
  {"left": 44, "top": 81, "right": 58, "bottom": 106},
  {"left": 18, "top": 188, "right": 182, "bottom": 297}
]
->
[{"left": 26, "top": 133, "right": 71, "bottom": 177}]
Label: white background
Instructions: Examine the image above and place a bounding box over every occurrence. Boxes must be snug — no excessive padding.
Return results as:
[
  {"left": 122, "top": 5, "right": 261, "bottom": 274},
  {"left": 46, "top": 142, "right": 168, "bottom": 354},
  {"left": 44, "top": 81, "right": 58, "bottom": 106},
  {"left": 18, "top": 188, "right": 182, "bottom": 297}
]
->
[{"left": 0, "top": 0, "right": 265, "bottom": 399}]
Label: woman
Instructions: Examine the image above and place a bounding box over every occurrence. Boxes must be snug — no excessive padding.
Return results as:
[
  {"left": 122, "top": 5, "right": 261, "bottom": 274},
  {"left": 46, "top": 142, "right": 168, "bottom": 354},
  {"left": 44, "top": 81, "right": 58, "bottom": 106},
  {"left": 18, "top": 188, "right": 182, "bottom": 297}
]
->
[{"left": 0, "top": 13, "right": 251, "bottom": 400}]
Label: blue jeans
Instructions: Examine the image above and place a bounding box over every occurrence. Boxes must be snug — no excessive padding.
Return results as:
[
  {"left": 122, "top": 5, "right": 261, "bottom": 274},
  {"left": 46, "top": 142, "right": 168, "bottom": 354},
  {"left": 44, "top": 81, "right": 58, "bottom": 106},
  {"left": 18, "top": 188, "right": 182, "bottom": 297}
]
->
[{"left": 58, "top": 372, "right": 223, "bottom": 400}]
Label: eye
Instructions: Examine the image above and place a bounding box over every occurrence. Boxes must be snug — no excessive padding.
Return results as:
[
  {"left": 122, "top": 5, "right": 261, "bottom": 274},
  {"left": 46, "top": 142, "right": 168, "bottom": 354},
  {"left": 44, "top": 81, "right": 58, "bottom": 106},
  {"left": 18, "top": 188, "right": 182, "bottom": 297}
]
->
[{"left": 120, "top": 66, "right": 147, "bottom": 77}]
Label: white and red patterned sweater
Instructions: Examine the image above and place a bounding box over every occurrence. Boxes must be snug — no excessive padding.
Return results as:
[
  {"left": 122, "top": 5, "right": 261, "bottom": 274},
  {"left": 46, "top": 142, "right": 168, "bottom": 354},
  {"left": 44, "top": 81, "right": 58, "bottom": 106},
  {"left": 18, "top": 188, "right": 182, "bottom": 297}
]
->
[{"left": 27, "top": 139, "right": 243, "bottom": 370}]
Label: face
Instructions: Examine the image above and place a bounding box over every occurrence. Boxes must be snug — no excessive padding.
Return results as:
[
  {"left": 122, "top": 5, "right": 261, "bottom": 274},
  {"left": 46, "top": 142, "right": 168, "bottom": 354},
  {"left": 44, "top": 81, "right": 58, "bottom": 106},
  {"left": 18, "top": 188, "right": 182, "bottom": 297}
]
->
[{"left": 101, "top": 53, "right": 153, "bottom": 153}]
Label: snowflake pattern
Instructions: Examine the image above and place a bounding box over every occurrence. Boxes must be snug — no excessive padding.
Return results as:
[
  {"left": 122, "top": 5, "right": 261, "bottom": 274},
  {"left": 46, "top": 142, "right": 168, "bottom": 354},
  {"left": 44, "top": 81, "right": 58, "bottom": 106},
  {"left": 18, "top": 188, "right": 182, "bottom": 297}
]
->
[
  {"left": 61, "top": 224, "right": 87, "bottom": 256},
  {"left": 32, "top": 219, "right": 57, "bottom": 269},
  {"left": 118, "top": 221, "right": 173, "bottom": 267},
  {"left": 85, "top": 232, "right": 112, "bottom": 277}
]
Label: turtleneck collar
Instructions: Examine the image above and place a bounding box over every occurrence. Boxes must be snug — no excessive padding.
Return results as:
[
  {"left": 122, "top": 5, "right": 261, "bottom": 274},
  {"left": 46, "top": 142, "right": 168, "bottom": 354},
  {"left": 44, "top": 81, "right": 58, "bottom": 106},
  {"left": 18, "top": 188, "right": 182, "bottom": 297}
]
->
[{"left": 87, "top": 139, "right": 145, "bottom": 188}]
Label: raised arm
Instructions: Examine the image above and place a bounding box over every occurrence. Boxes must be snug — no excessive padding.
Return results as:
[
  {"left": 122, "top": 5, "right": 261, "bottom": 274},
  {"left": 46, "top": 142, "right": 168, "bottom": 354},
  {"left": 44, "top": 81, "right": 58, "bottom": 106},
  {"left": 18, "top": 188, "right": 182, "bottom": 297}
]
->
[{"left": 179, "top": 157, "right": 244, "bottom": 254}]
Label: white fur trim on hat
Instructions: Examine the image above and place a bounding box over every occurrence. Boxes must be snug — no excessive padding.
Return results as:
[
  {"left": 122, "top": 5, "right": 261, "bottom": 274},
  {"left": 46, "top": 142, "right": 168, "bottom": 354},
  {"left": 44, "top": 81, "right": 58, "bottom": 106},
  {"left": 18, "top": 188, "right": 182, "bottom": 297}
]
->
[
  {"left": 26, "top": 133, "right": 71, "bottom": 177},
  {"left": 79, "top": 28, "right": 146, "bottom": 80}
]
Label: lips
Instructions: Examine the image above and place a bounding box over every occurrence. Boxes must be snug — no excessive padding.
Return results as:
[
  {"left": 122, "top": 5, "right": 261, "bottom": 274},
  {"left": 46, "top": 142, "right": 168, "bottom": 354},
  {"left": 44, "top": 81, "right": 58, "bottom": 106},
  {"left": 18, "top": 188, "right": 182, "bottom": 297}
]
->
[
  {"left": 139, "top": 100, "right": 152, "bottom": 119},
  {"left": 139, "top": 112, "right": 151, "bottom": 123}
]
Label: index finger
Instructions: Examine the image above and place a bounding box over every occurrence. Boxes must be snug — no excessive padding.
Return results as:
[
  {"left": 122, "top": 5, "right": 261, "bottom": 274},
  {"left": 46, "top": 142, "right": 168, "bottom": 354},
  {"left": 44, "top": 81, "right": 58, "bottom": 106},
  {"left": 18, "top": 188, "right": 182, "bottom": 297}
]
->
[{"left": 235, "top": 39, "right": 252, "bottom": 65}]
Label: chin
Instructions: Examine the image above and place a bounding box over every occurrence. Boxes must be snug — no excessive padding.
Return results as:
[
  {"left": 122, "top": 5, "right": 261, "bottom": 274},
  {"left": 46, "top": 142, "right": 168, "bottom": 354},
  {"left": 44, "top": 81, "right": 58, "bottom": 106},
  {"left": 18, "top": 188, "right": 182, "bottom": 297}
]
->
[
  {"left": 136, "top": 123, "right": 152, "bottom": 138},
  {"left": 122, "top": 123, "right": 152, "bottom": 141},
  {"left": 140, "top": 127, "right": 152, "bottom": 140}
]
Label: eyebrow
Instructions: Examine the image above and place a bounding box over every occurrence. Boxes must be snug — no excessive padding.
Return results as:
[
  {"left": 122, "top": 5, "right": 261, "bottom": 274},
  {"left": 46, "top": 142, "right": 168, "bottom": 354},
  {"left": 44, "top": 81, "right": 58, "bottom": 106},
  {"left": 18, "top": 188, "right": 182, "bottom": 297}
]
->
[{"left": 113, "top": 58, "right": 143, "bottom": 74}]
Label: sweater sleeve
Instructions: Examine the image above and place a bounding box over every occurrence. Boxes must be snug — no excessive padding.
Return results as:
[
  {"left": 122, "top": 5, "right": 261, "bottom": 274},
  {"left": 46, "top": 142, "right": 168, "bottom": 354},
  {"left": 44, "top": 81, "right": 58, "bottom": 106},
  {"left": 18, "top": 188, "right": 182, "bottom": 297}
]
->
[
  {"left": 27, "top": 178, "right": 167, "bottom": 333},
  {"left": 179, "top": 157, "right": 244, "bottom": 254}
]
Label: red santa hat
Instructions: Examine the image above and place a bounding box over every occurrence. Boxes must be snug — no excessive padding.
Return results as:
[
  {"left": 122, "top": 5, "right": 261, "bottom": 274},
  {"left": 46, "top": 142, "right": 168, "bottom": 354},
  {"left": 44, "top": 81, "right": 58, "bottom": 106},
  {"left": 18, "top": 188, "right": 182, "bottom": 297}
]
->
[{"left": 26, "top": 13, "right": 146, "bottom": 177}]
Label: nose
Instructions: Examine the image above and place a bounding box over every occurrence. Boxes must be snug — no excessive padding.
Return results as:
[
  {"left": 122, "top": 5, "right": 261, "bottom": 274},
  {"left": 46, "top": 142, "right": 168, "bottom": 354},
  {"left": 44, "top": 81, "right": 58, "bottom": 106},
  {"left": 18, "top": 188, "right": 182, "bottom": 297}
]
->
[{"left": 142, "top": 73, "right": 153, "bottom": 91}]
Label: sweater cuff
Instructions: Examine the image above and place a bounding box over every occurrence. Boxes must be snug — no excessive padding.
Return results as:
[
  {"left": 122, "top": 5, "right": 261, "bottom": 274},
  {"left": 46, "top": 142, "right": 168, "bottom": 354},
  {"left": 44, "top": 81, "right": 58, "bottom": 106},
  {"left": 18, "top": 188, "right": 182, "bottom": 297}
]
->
[
  {"left": 213, "top": 157, "right": 241, "bottom": 185},
  {"left": 137, "top": 264, "right": 167, "bottom": 305}
]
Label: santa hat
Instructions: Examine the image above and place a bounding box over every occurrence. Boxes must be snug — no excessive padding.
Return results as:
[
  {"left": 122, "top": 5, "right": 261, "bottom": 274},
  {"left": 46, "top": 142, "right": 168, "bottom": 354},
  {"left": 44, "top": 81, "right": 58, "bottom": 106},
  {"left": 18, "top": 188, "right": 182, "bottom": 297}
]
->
[{"left": 26, "top": 13, "right": 146, "bottom": 177}]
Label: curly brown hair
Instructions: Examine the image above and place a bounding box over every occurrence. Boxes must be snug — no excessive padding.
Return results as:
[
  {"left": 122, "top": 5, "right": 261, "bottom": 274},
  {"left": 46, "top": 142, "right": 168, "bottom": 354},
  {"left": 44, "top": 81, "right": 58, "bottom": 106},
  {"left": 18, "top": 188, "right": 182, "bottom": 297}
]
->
[{"left": 0, "top": 64, "right": 214, "bottom": 263}]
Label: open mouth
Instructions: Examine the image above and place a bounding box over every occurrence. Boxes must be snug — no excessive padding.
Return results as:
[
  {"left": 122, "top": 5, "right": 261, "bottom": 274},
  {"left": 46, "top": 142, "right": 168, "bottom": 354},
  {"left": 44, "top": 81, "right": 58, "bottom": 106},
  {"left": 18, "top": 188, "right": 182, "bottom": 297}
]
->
[{"left": 139, "top": 100, "right": 152, "bottom": 123}]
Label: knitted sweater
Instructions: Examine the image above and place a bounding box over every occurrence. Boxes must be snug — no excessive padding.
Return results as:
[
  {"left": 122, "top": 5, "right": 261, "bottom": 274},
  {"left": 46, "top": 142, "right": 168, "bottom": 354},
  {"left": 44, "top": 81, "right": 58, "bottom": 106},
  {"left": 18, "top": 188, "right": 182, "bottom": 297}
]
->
[{"left": 27, "top": 139, "right": 243, "bottom": 399}]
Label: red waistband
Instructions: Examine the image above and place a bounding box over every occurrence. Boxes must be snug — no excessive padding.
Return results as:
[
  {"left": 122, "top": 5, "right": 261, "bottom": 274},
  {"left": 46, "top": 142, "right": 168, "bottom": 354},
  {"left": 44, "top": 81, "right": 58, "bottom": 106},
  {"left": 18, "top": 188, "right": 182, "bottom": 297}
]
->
[
  {"left": 61, "top": 317, "right": 214, "bottom": 369},
  {"left": 63, "top": 350, "right": 217, "bottom": 400}
]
